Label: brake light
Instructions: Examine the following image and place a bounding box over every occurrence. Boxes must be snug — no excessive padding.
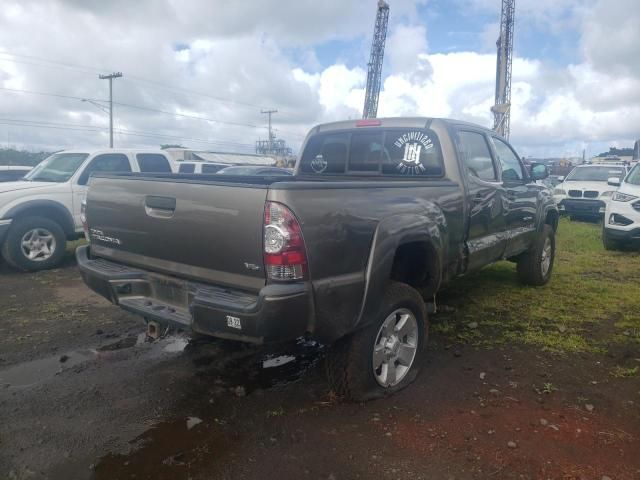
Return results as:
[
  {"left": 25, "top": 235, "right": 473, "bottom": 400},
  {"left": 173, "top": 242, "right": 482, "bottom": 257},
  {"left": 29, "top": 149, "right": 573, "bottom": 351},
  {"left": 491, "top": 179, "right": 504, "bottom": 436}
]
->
[
  {"left": 263, "top": 201, "right": 307, "bottom": 281},
  {"left": 80, "top": 198, "right": 90, "bottom": 242},
  {"left": 356, "top": 119, "right": 382, "bottom": 127}
]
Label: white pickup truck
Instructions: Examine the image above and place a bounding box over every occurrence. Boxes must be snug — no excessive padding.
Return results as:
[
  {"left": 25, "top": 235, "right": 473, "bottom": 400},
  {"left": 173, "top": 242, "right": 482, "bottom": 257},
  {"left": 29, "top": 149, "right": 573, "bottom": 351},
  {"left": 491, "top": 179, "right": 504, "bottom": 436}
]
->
[{"left": 0, "top": 148, "right": 175, "bottom": 271}]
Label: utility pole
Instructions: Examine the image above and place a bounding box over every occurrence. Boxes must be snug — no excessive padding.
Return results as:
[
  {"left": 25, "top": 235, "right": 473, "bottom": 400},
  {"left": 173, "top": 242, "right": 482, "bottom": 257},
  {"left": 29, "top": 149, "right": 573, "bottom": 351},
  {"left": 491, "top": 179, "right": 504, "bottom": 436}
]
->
[
  {"left": 99, "top": 72, "right": 122, "bottom": 148},
  {"left": 261, "top": 109, "right": 277, "bottom": 154}
]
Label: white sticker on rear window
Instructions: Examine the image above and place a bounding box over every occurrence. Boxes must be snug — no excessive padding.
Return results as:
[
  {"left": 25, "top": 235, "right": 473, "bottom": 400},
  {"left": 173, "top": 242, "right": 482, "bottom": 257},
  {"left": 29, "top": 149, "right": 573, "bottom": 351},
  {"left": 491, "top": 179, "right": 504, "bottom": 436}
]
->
[
  {"left": 393, "top": 131, "right": 434, "bottom": 175},
  {"left": 310, "top": 154, "right": 327, "bottom": 173}
]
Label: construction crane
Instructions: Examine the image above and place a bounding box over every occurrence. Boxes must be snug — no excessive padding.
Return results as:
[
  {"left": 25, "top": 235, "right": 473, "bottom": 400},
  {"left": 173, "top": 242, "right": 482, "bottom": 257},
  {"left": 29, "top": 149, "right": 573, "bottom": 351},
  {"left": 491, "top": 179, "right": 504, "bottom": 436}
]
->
[
  {"left": 491, "top": 0, "right": 515, "bottom": 139},
  {"left": 362, "top": 0, "right": 390, "bottom": 119}
]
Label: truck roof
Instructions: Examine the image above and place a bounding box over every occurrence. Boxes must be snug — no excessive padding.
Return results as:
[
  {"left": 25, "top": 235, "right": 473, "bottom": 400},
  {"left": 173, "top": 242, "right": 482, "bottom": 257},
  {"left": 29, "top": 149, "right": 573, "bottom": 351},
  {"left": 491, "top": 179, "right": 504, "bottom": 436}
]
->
[
  {"left": 310, "top": 117, "right": 499, "bottom": 135},
  {"left": 52, "top": 148, "right": 171, "bottom": 155}
]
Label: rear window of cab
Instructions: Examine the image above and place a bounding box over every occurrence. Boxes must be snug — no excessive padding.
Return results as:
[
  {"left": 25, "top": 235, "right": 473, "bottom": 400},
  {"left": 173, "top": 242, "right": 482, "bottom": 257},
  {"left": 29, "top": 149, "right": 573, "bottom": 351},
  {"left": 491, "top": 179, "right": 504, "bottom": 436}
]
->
[{"left": 299, "top": 129, "right": 444, "bottom": 177}]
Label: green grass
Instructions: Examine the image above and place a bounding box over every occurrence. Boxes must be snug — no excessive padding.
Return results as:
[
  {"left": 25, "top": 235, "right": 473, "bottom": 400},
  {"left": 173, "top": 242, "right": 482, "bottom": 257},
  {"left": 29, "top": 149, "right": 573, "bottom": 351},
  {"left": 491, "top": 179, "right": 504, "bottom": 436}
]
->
[
  {"left": 433, "top": 218, "right": 640, "bottom": 354},
  {"left": 611, "top": 366, "right": 639, "bottom": 378}
]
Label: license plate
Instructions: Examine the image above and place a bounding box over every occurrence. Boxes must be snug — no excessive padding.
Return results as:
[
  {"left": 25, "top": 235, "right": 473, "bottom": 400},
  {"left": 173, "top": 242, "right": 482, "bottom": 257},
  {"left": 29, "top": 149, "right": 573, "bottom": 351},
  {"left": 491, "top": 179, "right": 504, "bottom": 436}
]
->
[{"left": 226, "top": 315, "right": 242, "bottom": 330}]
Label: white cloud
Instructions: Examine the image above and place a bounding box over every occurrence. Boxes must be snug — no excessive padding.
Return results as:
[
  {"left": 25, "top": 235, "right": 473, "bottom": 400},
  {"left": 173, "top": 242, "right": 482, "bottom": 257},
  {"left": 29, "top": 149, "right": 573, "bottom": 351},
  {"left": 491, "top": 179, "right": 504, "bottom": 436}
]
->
[{"left": 0, "top": 0, "right": 638, "bottom": 159}]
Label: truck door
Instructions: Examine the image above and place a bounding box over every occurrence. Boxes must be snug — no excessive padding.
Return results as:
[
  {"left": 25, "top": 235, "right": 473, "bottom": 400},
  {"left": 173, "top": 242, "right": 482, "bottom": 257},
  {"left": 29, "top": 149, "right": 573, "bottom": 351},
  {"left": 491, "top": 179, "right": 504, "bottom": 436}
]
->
[
  {"left": 490, "top": 137, "right": 538, "bottom": 257},
  {"left": 456, "top": 130, "right": 507, "bottom": 270}
]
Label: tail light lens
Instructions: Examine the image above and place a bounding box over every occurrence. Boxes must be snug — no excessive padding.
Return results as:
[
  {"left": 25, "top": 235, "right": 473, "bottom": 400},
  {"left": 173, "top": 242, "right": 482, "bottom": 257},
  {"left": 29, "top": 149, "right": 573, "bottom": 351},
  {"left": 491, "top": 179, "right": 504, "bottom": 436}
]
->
[
  {"left": 263, "top": 201, "right": 307, "bottom": 281},
  {"left": 80, "top": 198, "right": 90, "bottom": 242}
]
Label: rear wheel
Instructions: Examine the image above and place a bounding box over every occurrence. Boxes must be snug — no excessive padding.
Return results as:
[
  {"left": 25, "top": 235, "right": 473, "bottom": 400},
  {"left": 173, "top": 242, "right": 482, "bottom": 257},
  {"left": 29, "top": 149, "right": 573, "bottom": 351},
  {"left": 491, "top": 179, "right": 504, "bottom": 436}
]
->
[
  {"left": 326, "top": 282, "right": 427, "bottom": 401},
  {"left": 1, "top": 216, "right": 66, "bottom": 271},
  {"left": 516, "top": 225, "right": 555, "bottom": 286}
]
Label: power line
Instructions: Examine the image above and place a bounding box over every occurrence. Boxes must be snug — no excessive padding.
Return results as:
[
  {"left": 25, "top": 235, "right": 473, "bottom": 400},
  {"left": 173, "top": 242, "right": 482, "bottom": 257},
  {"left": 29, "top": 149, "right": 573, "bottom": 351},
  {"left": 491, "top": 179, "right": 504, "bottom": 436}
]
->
[
  {"left": 0, "top": 85, "right": 305, "bottom": 138},
  {"left": 0, "top": 51, "right": 296, "bottom": 114},
  {"left": 0, "top": 118, "right": 256, "bottom": 150},
  {"left": 113, "top": 101, "right": 263, "bottom": 129},
  {"left": 0, "top": 86, "right": 264, "bottom": 131},
  {"left": 0, "top": 86, "right": 105, "bottom": 103}
]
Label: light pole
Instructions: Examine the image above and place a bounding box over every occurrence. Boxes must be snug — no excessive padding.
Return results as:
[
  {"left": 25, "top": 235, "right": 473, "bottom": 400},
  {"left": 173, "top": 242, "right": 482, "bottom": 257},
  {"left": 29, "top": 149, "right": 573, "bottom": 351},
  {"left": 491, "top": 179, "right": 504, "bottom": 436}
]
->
[{"left": 99, "top": 72, "right": 122, "bottom": 148}]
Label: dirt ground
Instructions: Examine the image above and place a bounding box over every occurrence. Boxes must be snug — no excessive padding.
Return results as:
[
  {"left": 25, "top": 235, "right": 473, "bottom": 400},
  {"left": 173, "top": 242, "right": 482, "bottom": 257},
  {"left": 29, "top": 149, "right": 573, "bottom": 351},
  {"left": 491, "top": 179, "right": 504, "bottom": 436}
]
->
[{"left": 1, "top": 232, "right": 639, "bottom": 480}]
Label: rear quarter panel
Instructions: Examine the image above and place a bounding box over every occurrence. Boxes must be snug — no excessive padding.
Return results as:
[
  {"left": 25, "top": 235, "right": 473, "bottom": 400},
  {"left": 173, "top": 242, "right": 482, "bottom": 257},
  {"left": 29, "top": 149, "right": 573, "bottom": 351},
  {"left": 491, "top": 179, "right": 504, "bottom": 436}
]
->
[{"left": 270, "top": 178, "right": 464, "bottom": 342}]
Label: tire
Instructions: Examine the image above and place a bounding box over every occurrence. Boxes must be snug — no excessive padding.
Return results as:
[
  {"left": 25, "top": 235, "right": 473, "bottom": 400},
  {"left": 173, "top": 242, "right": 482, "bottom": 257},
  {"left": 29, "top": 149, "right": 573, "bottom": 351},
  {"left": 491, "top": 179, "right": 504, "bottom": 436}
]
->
[
  {"left": 516, "top": 224, "right": 555, "bottom": 286},
  {"left": 602, "top": 228, "right": 621, "bottom": 251},
  {"left": 325, "top": 282, "right": 427, "bottom": 402},
  {"left": 1, "top": 216, "right": 66, "bottom": 271}
]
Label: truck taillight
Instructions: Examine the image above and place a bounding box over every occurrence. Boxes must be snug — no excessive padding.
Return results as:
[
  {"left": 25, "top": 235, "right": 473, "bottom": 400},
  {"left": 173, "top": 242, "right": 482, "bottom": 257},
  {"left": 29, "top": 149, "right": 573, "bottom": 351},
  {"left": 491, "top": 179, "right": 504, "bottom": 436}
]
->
[
  {"left": 80, "top": 199, "right": 90, "bottom": 242},
  {"left": 263, "top": 201, "right": 307, "bottom": 281}
]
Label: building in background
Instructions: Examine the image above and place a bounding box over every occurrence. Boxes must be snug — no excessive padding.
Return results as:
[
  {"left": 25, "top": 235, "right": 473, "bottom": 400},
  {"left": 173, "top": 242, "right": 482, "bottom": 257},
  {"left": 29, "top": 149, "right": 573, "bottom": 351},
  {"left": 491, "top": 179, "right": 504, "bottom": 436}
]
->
[{"left": 163, "top": 148, "right": 277, "bottom": 166}]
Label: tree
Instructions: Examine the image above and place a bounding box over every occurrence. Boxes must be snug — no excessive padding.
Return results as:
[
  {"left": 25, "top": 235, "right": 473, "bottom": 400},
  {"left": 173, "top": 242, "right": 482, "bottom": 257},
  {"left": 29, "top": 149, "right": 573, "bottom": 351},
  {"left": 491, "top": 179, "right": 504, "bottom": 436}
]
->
[{"left": 0, "top": 148, "right": 51, "bottom": 166}]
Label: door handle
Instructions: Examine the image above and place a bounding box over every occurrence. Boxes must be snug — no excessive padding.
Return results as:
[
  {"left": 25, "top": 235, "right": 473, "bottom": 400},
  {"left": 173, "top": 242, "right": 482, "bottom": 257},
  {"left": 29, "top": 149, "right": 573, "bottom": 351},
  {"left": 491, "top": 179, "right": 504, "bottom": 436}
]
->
[
  {"left": 145, "top": 196, "right": 176, "bottom": 218},
  {"left": 145, "top": 196, "right": 176, "bottom": 210}
]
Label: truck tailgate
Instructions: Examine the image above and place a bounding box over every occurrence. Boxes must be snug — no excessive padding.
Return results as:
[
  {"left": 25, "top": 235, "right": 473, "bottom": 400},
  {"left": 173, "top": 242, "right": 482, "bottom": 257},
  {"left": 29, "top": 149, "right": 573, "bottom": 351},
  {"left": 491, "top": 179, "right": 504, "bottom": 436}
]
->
[{"left": 85, "top": 175, "right": 268, "bottom": 291}]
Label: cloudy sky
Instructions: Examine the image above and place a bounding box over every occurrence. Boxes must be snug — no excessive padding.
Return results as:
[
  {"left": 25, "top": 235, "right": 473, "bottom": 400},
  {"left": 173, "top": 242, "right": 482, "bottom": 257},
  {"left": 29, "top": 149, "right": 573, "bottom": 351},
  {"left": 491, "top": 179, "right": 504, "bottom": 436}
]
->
[{"left": 0, "top": 0, "right": 638, "bottom": 158}]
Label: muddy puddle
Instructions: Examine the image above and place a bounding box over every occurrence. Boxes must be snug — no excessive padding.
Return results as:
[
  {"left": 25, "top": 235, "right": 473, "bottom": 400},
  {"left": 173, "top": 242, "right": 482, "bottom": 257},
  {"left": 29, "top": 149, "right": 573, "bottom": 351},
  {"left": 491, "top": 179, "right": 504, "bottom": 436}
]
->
[
  {"left": 92, "top": 339, "right": 324, "bottom": 479},
  {"left": 93, "top": 416, "right": 236, "bottom": 480},
  {"left": 190, "top": 338, "right": 324, "bottom": 394},
  {"left": 0, "top": 349, "right": 97, "bottom": 389},
  {"left": 0, "top": 333, "right": 190, "bottom": 390}
]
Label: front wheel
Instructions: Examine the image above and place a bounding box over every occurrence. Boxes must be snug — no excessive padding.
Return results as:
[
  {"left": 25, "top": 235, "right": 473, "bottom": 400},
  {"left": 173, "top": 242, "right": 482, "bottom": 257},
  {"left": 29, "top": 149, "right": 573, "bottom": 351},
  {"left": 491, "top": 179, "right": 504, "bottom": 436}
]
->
[
  {"left": 516, "top": 225, "right": 555, "bottom": 286},
  {"left": 1, "top": 216, "right": 66, "bottom": 271},
  {"left": 325, "top": 282, "right": 427, "bottom": 401}
]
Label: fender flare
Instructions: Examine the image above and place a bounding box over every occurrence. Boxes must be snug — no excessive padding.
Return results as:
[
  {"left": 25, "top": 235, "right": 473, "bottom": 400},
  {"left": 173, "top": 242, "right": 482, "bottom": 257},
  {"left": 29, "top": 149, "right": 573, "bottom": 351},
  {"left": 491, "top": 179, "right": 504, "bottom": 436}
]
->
[
  {"left": 3, "top": 200, "right": 76, "bottom": 236},
  {"left": 355, "top": 213, "right": 445, "bottom": 330}
]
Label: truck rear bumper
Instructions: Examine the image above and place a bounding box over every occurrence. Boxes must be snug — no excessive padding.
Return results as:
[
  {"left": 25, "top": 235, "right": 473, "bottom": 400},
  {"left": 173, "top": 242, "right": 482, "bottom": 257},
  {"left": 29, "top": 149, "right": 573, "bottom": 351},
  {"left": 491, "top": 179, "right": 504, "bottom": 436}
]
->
[{"left": 76, "top": 245, "right": 311, "bottom": 344}]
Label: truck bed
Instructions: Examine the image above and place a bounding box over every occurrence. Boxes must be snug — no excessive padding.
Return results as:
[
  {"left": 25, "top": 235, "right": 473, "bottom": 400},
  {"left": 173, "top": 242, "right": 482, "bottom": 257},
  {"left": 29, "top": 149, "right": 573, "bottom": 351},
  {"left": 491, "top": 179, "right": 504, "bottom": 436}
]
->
[{"left": 85, "top": 173, "right": 294, "bottom": 291}]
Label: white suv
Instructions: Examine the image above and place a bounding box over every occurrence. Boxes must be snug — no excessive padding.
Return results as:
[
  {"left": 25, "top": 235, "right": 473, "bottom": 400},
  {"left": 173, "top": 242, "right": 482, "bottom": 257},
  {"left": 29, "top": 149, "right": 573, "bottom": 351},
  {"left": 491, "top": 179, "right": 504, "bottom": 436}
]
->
[
  {"left": 0, "top": 149, "right": 175, "bottom": 271},
  {"left": 603, "top": 163, "right": 640, "bottom": 250},
  {"left": 553, "top": 164, "right": 628, "bottom": 220}
]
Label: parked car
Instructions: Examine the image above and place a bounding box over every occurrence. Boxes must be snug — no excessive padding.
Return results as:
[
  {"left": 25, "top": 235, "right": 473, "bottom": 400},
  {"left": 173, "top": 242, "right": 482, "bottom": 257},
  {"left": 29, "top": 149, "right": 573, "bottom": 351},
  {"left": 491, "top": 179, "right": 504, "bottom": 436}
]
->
[
  {"left": 540, "top": 174, "right": 562, "bottom": 189},
  {"left": 603, "top": 163, "right": 640, "bottom": 250},
  {"left": 0, "top": 149, "right": 175, "bottom": 271},
  {"left": 0, "top": 165, "right": 33, "bottom": 182},
  {"left": 77, "top": 118, "right": 558, "bottom": 400},
  {"left": 177, "top": 161, "right": 228, "bottom": 174},
  {"left": 553, "top": 164, "right": 628, "bottom": 220},
  {"left": 217, "top": 166, "right": 292, "bottom": 176}
]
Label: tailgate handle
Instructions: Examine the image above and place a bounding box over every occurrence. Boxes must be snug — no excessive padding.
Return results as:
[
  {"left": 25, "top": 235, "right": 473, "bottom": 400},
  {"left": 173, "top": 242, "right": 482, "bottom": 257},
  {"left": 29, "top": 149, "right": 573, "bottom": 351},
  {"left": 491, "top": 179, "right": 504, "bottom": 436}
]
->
[{"left": 145, "top": 196, "right": 176, "bottom": 217}]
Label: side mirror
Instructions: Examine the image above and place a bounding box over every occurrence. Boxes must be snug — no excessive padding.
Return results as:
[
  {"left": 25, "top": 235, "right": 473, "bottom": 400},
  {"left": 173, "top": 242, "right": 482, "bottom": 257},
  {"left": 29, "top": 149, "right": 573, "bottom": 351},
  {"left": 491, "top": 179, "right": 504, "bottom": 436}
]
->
[
  {"left": 530, "top": 163, "right": 549, "bottom": 181},
  {"left": 607, "top": 177, "right": 621, "bottom": 187},
  {"left": 557, "top": 176, "right": 564, "bottom": 182}
]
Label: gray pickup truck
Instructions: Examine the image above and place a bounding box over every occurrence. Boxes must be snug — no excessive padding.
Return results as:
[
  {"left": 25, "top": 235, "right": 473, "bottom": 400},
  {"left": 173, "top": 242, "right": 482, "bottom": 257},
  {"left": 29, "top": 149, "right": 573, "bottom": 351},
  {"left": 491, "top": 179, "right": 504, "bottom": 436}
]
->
[{"left": 77, "top": 118, "right": 558, "bottom": 400}]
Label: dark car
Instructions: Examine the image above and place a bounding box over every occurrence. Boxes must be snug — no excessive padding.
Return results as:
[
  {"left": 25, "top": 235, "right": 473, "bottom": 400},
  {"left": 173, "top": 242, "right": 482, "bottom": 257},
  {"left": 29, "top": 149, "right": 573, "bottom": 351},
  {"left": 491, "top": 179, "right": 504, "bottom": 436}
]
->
[
  {"left": 77, "top": 117, "right": 558, "bottom": 400},
  {"left": 0, "top": 165, "right": 32, "bottom": 182}
]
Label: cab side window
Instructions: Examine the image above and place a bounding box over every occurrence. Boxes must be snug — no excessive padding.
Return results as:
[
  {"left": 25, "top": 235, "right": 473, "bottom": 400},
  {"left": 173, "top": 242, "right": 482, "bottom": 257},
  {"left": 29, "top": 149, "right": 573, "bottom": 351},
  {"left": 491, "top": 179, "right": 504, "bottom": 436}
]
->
[
  {"left": 78, "top": 153, "right": 131, "bottom": 185},
  {"left": 137, "top": 153, "right": 172, "bottom": 173},
  {"left": 458, "top": 131, "right": 497, "bottom": 181},
  {"left": 492, "top": 138, "right": 525, "bottom": 182}
]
